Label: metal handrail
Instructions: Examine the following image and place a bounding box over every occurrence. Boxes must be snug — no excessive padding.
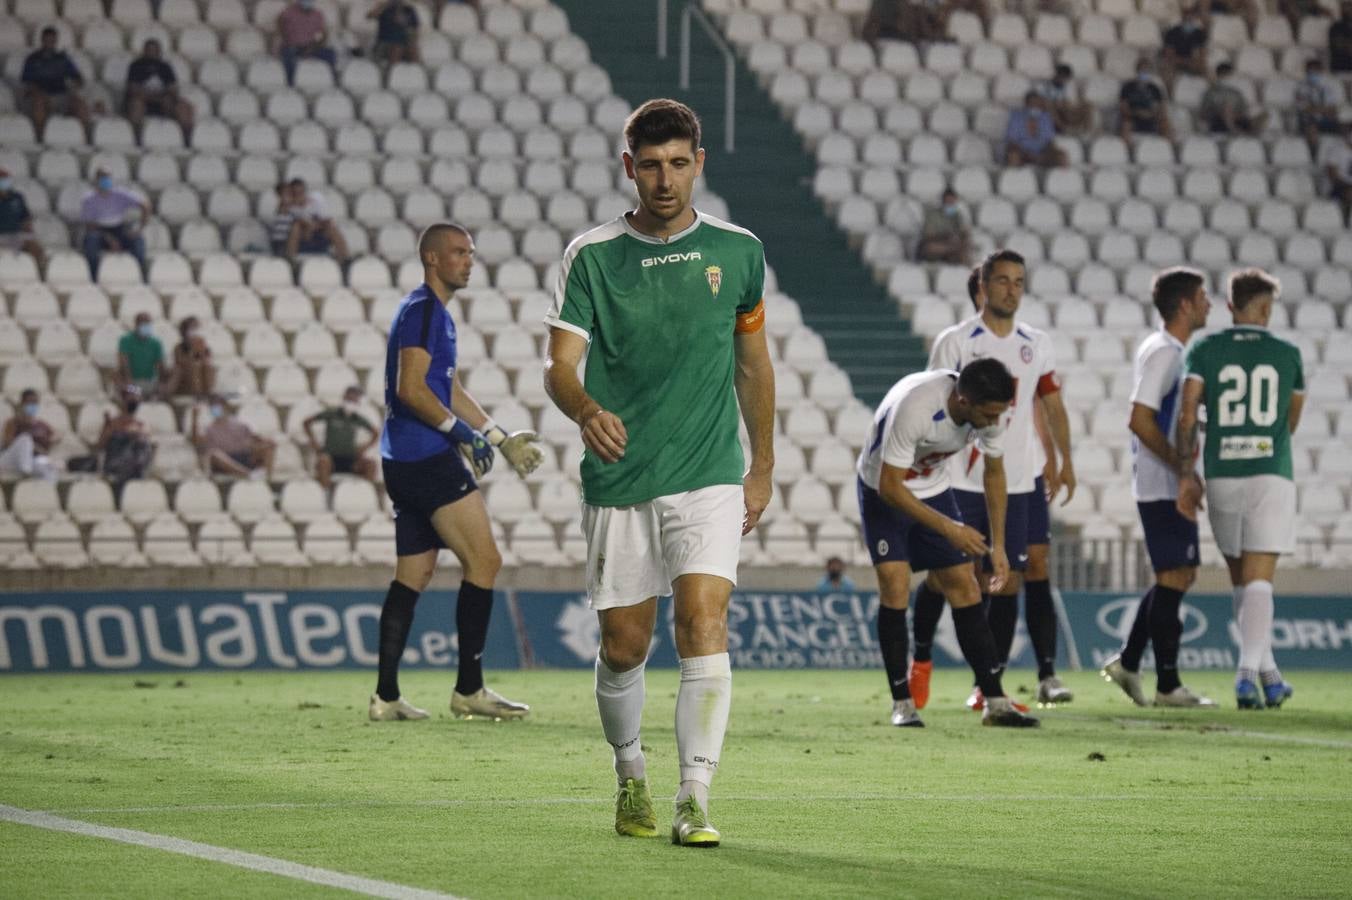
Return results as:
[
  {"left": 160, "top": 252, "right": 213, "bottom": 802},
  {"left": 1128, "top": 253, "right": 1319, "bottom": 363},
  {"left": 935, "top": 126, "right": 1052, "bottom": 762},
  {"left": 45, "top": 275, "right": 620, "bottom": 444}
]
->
[{"left": 678, "top": 4, "right": 737, "bottom": 154}]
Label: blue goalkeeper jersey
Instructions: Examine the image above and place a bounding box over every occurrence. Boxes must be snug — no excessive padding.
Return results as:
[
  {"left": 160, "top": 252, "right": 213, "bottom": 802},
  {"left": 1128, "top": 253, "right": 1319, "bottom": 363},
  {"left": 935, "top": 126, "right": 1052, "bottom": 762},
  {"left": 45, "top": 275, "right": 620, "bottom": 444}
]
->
[{"left": 380, "top": 283, "right": 457, "bottom": 463}]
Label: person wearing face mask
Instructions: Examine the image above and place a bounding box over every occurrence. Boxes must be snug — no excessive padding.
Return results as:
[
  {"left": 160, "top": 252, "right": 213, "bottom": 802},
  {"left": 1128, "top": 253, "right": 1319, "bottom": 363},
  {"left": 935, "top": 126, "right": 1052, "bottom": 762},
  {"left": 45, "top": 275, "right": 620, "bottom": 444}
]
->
[
  {"left": 304, "top": 385, "right": 380, "bottom": 488},
  {"left": 1200, "top": 62, "right": 1268, "bottom": 135},
  {"left": 191, "top": 393, "right": 275, "bottom": 480},
  {"left": 1036, "top": 64, "right": 1092, "bottom": 135},
  {"left": 0, "top": 168, "right": 46, "bottom": 269},
  {"left": 116, "top": 312, "right": 166, "bottom": 398},
  {"left": 125, "top": 39, "right": 194, "bottom": 139},
  {"left": 815, "top": 556, "right": 857, "bottom": 593},
  {"left": 917, "top": 188, "right": 972, "bottom": 265},
  {"left": 1118, "top": 59, "right": 1175, "bottom": 142},
  {"left": 20, "top": 26, "right": 92, "bottom": 142},
  {"left": 166, "top": 316, "right": 215, "bottom": 399},
  {"left": 1160, "top": 6, "right": 1209, "bottom": 91},
  {"left": 275, "top": 0, "right": 338, "bottom": 86},
  {"left": 97, "top": 385, "right": 155, "bottom": 485},
  {"left": 80, "top": 169, "right": 149, "bottom": 282},
  {"left": 1296, "top": 59, "right": 1341, "bottom": 151},
  {"left": 0, "top": 389, "right": 59, "bottom": 481}
]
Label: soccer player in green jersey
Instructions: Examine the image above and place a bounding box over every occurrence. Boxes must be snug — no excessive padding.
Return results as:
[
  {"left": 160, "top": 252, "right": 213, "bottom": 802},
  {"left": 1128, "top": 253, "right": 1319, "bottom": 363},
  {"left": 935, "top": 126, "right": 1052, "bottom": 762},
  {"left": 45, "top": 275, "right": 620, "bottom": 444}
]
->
[
  {"left": 1175, "top": 269, "right": 1305, "bottom": 710},
  {"left": 543, "top": 99, "right": 776, "bottom": 847}
]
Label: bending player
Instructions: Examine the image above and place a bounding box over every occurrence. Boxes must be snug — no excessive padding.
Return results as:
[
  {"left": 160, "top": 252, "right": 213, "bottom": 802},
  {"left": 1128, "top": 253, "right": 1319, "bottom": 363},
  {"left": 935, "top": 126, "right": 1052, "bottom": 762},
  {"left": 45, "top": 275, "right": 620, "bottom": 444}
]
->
[
  {"left": 1102, "top": 267, "right": 1216, "bottom": 707},
  {"left": 858, "top": 358, "right": 1039, "bottom": 729},
  {"left": 1176, "top": 269, "right": 1303, "bottom": 709}
]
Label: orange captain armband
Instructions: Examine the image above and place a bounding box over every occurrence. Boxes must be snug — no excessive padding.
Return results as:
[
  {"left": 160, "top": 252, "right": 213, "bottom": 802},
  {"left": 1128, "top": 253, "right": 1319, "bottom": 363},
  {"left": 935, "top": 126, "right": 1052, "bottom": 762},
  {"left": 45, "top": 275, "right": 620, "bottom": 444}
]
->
[
  {"left": 1036, "top": 371, "right": 1061, "bottom": 396},
  {"left": 734, "top": 299, "right": 766, "bottom": 334}
]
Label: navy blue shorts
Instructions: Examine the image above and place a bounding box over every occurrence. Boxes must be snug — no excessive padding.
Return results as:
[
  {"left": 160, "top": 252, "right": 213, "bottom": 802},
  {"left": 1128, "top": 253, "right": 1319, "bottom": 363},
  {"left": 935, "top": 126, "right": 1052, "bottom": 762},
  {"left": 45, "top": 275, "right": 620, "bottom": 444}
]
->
[
  {"left": 1028, "top": 475, "right": 1051, "bottom": 545},
  {"left": 1137, "top": 499, "right": 1200, "bottom": 571},
  {"left": 857, "top": 478, "right": 969, "bottom": 572},
  {"left": 953, "top": 488, "right": 1031, "bottom": 572},
  {"left": 381, "top": 449, "right": 478, "bottom": 556}
]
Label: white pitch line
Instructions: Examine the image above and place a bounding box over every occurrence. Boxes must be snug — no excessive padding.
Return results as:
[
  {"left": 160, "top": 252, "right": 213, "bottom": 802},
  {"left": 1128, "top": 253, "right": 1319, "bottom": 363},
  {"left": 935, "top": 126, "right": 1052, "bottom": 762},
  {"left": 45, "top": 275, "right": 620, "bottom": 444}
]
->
[{"left": 0, "top": 804, "right": 464, "bottom": 900}]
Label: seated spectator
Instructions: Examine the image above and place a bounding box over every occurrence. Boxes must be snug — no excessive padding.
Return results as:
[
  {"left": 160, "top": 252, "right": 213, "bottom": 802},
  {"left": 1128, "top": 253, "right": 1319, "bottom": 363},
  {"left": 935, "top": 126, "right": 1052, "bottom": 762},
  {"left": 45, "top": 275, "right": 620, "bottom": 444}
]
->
[
  {"left": 166, "top": 316, "right": 215, "bottom": 399},
  {"left": 21, "top": 26, "right": 91, "bottom": 142},
  {"left": 1324, "top": 128, "right": 1352, "bottom": 222},
  {"left": 0, "top": 168, "right": 45, "bottom": 270},
  {"left": 1331, "top": 1, "right": 1352, "bottom": 73},
  {"left": 370, "top": 0, "right": 420, "bottom": 63},
  {"left": 276, "top": 0, "right": 338, "bottom": 86},
  {"left": 125, "top": 39, "right": 194, "bottom": 139},
  {"left": 1200, "top": 63, "right": 1268, "bottom": 135},
  {"left": 80, "top": 169, "right": 149, "bottom": 281},
  {"left": 816, "top": 556, "right": 858, "bottom": 593},
  {"left": 862, "top": 0, "right": 949, "bottom": 44},
  {"left": 1160, "top": 6, "right": 1209, "bottom": 91},
  {"left": 281, "top": 179, "right": 350, "bottom": 264},
  {"left": 0, "top": 389, "right": 58, "bottom": 481},
  {"left": 269, "top": 181, "right": 299, "bottom": 257},
  {"left": 303, "top": 386, "right": 379, "bottom": 488},
  {"left": 1280, "top": 0, "right": 1330, "bottom": 33},
  {"left": 1037, "top": 64, "right": 1093, "bottom": 135},
  {"left": 1202, "top": 0, "right": 1257, "bottom": 34},
  {"left": 916, "top": 188, "right": 971, "bottom": 265},
  {"left": 97, "top": 386, "right": 155, "bottom": 484},
  {"left": 1297, "top": 59, "right": 1343, "bottom": 149},
  {"left": 117, "top": 312, "right": 167, "bottom": 398},
  {"left": 1004, "top": 92, "right": 1068, "bottom": 167},
  {"left": 192, "top": 394, "right": 275, "bottom": 480},
  {"left": 1119, "top": 60, "right": 1175, "bottom": 142}
]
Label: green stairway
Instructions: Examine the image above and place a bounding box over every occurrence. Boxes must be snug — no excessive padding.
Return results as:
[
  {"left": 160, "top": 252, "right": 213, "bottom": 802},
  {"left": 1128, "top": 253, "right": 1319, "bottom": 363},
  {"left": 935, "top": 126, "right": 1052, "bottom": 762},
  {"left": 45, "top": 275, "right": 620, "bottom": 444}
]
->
[{"left": 555, "top": 0, "right": 929, "bottom": 405}]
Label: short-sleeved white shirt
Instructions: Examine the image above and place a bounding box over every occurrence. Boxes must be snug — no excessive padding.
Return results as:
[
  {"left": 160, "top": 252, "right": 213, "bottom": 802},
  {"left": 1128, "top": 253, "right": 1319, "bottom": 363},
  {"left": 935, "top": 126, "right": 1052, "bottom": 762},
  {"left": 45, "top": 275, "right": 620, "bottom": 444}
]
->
[
  {"left": 927, "top": 314, "right": 1059, "bottom": 494},
  {"left": 296, "top": 192, "right": 330, "bottom": 222},
  {"left": 1130, "top": 328, "right": 1188, "bottom": 502},
  {"left": 856, "top": 369, "right": 1005, "bottom": 500}
]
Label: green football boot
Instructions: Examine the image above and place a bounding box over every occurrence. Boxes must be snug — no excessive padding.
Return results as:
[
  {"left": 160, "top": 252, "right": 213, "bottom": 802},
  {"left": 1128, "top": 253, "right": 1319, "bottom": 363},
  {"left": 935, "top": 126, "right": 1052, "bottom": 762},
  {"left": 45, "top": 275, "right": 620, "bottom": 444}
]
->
[
  {"left": 614, "top": 778, "right": 658, "bottom": 838},
  {"left": 671, "top": 796, "right": 720, "bottom": 848}
]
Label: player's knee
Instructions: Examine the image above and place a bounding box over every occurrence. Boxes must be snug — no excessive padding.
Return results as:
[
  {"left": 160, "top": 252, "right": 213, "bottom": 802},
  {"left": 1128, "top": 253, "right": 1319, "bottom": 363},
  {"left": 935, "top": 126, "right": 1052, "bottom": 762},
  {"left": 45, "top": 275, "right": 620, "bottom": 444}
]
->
[
  {"left": 465, "top": 542, "right": 502, "bottom": 585},
  {"left": 600, "top": 633, "right": 648, "bottom": 672}
]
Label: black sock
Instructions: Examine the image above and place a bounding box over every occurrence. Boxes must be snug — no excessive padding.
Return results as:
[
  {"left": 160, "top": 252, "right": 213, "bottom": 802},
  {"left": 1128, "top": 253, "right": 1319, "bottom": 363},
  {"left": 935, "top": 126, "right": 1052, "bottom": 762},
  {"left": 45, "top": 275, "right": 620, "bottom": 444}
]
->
[
  {"left": 1150, "top": 585, "right": 1185, "bottom": 693},
  {"left": 1024, "top": 579, "right": 1058, "bottom": 681},
  {"left": 910, "top": 582, "right": 946, "bottom": 663},
  {"left": 376, "top": 580, "right": 420, "bottom": 702},
  {"left": 877, "top": 606, "right": 911, "bottom": 700},
  {"left": 1120, "top": 586, "right": 1154, "bottom": 672},
  {"left": 454, "top": 580, "right": 494, "bottom": 696},
  {"left": 987, "top": 594, "right": 1019, "bottom": 670},
  {"left": 952, "top": 602, "right": 1004, "bottom": 699}
]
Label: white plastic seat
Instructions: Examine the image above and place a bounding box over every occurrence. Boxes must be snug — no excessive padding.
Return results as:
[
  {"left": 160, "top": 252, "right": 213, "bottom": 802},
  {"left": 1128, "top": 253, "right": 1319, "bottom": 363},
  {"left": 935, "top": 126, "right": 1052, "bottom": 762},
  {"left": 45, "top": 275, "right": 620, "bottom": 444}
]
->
[
  {"left": 262, "top": 360, "right": 310, "bottom": 404},
  {"left": 33, "top": 515, "right": 89, "bottom": 569},
  {"left": 332, "top": 478, "right": 379, "bottom": 525}
]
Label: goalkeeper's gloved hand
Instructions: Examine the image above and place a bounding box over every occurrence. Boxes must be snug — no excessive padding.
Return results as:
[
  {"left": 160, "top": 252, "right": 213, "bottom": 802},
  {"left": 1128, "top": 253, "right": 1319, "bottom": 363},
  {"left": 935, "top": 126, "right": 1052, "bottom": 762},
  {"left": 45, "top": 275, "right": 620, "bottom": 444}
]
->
[
  {"left": 484, "top": 422, "right": 545, "bottom": 478},
  {"left": 441, "top": 417, "right": 495, "bottom": 478}
]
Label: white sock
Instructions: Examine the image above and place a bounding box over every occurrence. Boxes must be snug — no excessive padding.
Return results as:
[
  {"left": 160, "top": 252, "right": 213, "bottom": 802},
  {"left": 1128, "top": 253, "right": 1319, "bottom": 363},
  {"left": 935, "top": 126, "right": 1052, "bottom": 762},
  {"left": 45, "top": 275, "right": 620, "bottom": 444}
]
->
[
  {"left": 675, "top": 652, "right": 731, "bottom": 812},
  {"left": 595, "top": 655, "right": 646, "bottom": 785},
  {"left": 1236, "top": 580, "right": 1274, "bottom": 678}
]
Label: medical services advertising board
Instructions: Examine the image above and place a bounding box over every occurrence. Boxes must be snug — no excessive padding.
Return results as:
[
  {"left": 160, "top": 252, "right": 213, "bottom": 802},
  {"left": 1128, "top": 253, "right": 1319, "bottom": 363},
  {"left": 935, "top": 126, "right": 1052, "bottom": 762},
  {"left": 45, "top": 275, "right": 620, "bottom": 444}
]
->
[{"left": 2, "top": 590, "right": 1350, "bottom": 673}]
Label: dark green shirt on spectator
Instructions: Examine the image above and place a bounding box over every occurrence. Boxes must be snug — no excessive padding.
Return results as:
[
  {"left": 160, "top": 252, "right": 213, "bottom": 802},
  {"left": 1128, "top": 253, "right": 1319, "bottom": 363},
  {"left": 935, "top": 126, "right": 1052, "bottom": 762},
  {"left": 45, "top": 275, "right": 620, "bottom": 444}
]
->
[
  {"left": 316, "top": 408, "right": 373, "bottom": 458},
  {"left": 118, "top": 331, "right": 164, "bottom": 380}
]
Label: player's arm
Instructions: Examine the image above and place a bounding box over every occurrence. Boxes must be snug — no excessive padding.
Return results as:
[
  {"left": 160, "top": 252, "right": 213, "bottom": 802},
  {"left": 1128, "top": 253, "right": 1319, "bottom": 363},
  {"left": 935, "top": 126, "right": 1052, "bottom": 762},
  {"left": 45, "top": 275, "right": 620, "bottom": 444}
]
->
[
  {"left": 981, "top": 453, "right": 1010, "bottom": 593},
  {"left": 1174, "top": 376, "right": 1206, "bottom": 521},
  {"left": 396, "top": 346, "right": 457, "bottom": 429},
  {"left": 1128, "top": 403, "right": 1180, "bottom": 472},
  {"left": 1288, "top": 391, "right": 1304, "bottom": 434},
  {"left": 543, "top": 327, "right": 626, "bottom": 463},
  {"left": 1037, "top": 386, "right": 1076, "bottom": 504},
  {"left": 879, "top": 464, "right": 990, "bottom": 557},
  {"left": 449, "top": 369, "right": 491, "bottom": 431},
  {"left": 1033, "top": 397, "right": 1058, "bottom": 499},
  {"left": 734, "top": 323, "right": 775, "bottom": 535},
  {"left": 302, "top": 411, "right": 323, "bottom": 450}
]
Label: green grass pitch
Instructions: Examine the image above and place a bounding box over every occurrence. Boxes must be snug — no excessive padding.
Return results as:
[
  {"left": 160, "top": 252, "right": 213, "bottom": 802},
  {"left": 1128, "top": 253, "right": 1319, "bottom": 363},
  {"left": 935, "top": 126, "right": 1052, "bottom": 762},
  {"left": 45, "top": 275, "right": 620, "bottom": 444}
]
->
[{"left": 2, "top": 668, "right": 1350, "bottom": 899}]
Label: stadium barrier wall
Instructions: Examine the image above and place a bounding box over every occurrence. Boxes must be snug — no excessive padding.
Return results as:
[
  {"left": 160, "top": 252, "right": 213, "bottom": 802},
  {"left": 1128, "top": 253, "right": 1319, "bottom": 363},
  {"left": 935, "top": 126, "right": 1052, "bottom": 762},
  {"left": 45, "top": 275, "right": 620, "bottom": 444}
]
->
[{"left": 3, "top": 590, "right": 1352, "bottom": 673}]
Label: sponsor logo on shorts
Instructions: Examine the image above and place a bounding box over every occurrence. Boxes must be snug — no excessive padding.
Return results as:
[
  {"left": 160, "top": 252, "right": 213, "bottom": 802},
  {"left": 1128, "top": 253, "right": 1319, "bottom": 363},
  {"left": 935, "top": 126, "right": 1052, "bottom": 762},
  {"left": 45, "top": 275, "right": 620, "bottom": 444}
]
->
[
  {"left": 877, "top": 539, "right": 889, "bottom": 556},
  {"left": 1219, "top": 435, "right": 1274, "bottom": 460},
  {"left": 641, "top": 251, "right": 702, "bottom": 267}
]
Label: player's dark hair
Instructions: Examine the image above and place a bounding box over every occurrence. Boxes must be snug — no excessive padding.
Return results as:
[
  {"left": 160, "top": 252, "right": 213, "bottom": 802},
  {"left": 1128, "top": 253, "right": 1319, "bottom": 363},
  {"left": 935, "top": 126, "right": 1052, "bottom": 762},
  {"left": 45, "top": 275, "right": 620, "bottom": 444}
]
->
[
  {"left": 418, "top": 222, "right": 471, "bottom": 258},
  {"left": 980, "top": 249, "right": 1025, "bottom": 287},
  {"left": 966, "top": 265, "right": 982, "bottom": 311},
  {"left": 20, "top": 388, "right": 37, "bottom": 402},
  {"left": 957, "top": 358, "right": 1015, "bottom": 405},
  {"left": 1151, "top": 266, "right": 1205, "bottom": 320},
  {"left": 1229, "top": 268, "right": 1280, "bottom": 311},
  {"left": 624, "top": 98, "right": 701, "bottom": 154}
]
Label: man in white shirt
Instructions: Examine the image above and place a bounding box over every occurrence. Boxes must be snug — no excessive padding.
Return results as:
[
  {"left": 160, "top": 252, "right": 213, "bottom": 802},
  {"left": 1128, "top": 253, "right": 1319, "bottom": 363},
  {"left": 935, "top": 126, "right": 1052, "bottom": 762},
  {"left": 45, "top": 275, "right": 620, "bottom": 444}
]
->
[
  {"left": 1103, "top": 267, "right": 1218, "bottom": 708},
  {"left": 856, "top": 359, "right": 1039, "bottom": 728},
  {"left": 911, "top": 251, "right": 1078, "bottom": 712},
  {"left": 282, "top": 178, "right": 349, "bottom": 264}
]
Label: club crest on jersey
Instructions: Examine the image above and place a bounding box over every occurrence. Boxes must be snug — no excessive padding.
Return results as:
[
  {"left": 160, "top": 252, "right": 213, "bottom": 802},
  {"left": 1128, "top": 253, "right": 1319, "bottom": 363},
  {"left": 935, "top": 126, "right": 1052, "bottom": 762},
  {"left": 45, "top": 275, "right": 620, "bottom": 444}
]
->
[
  {"left": 1020, "top": 345, "right": 1033, "bottom": 363},
  {"left": 705, "top": 265, "right": 722, "bottom": 297}
]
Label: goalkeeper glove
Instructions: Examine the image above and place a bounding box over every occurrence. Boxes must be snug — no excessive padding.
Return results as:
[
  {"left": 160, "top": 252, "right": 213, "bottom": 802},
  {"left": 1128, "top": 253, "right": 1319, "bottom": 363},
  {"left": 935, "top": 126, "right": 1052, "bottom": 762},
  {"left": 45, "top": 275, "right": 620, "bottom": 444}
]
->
[
  {"left": 439, "top": 416, "right": 494, "bottom": 478},
  {"left": 484, "top": 421, "right": 545, "bottom": 478}
]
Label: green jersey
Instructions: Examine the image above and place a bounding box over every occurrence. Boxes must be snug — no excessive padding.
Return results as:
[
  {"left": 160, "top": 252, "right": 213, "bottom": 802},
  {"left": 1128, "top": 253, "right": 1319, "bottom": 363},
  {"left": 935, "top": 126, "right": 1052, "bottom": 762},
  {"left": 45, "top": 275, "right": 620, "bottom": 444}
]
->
[
  {"left": 1183, "top": 325, "right": 1304, "bottom": 480},
  {"left": 546, "top": 211, "right": 766, "bottom": 506}
]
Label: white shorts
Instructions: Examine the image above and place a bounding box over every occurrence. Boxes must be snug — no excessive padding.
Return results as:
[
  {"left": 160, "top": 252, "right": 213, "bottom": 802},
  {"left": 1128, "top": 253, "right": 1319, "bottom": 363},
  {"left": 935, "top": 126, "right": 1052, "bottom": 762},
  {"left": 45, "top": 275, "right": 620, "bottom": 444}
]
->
[
  {"left": 582, "top": 483, "right": 744, "bottom": 610},
  {"left": 1205, "top": 475, "right": 1296, "bottom": 558}
]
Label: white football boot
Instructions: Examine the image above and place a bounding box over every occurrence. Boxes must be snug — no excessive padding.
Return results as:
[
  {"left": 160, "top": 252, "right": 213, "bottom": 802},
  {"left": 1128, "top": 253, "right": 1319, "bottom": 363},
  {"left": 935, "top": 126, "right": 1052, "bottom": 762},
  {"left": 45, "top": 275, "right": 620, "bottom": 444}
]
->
[{"left": 368, "top": 694, "right": 429, "bottom": 721}]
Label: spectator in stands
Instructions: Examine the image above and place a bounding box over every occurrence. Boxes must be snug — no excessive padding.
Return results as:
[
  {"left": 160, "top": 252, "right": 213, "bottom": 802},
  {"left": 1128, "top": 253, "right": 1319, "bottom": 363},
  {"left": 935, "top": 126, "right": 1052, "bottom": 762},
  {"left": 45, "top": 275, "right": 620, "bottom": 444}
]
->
[
  {"left": 863, "top": 0, "right": 933, "bottom": 43},
  {"left": 192, "top": 394, "right": 275, "bottom": 480},
  {"left": 1297, "top": 59, "right": 1343, "bottom": 150},
  {"left": 1331, "top": 1, "right": 1352, "bottom": 73},
  {"left": 1160, "top": 6, "right": 1209, "bottom": 92},
  {"left": 0, "top": 168, "right": 45, "bottom": 270},
  {"left": 1203, "top": 0, "right": 1258, "bottom": 33},
  {"left": 21, "top": 26, "right": 92, "bottom": 143},
  {"left": 1037, "top": 64, "right": 1093, "bottom": 135},
  {"left": 916, "top": 188, "right": 972, "bottom": 265},
  {"left": 125, "top": 39, "right": 194, "bottom": 140},
  {"left": 370, "top": 0, "right": 420, "bottom": 63},
  {"left": 281, "top": 178, "right": 350, "bottom": 265},
  {"left": 1004, "top": 92, "right": 1068, "bottom": 168},
  {"left": 268, "top": 181, "right": 298, "bottom": 257},
  {"left": 816, "top": 556, "right": 858, "bottom": 593},
  {"left": 0, "top": 389, "right": 58, "bottom": 481},
  {"left": 1324, "top": 128, "right": 1352, "bottom": 223},
  {"left": 303, "top": 385, "right": 379, "bottom": 489},
  {"left": 97, "top": 385, "right": 155, "bottom": 484},
  {"left": 80, "top": 169, "right": 149, "bottom": 282},
  {"left": 275, "top": 0, "right": 338, "bottom": 86},
  {"left": 166, "top": 316, "right": 215, "bottom": 399},
  {"left": 1280, "top": 0, "right": 1330, "bottom": 34},
  {"left": 1119, "top": 59, "right": 1175, "bottom": 142},
  {"left": 117, "top": 312, "right": 167, "bottom": 399},
  {"left": 1200, "top": 62, "right": 1268, "bottom": 135}
]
